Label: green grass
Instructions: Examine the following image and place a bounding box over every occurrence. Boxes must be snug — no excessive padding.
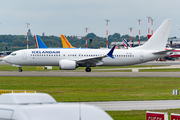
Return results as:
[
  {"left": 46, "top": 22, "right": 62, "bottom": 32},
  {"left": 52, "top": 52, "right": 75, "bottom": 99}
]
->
[
  {"left": 0, "top": 65, "right": 58, "bottom": 71},
  {"left": 107, "top": 109, "right": 180, "bottom": 120},
  {"left": 1, "top": 76, "right": 180, "bottom": 102},
  {"left": 1, "top": 76, "right": 180, "bottom": 120}
]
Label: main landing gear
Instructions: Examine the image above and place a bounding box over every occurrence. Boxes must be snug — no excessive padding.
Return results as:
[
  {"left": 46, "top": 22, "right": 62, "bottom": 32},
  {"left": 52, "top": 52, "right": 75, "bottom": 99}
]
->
[
  {"left": 18, "top": 67, "right": 22, "bottom": 72},
  {"left": 85, "top": 67, "right": 91, "bottom": 72}
]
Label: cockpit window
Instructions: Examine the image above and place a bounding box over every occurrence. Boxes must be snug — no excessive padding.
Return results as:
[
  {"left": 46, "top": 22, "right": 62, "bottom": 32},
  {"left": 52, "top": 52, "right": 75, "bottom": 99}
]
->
[{"left": 11, "top": 53, "right": 17, "bottom": 56}]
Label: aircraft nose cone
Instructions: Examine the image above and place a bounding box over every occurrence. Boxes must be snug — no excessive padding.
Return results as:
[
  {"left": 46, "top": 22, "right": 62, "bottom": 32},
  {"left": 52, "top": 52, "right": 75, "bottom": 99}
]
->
[{"left": 3, "top": 56, "right": 10, "bottom": 63}]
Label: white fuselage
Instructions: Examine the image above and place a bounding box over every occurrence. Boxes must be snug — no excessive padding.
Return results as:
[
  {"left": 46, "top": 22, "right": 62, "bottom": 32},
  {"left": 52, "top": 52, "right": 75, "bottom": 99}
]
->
[{"left": 3, "top": 48, "right": 167, "bottom": 67}]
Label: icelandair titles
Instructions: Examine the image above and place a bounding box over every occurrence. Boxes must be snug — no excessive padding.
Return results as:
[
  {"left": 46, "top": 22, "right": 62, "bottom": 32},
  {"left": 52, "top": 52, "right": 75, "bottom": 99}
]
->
[{"left": 32, "top": 51, "right": 60, "bottom": 54}]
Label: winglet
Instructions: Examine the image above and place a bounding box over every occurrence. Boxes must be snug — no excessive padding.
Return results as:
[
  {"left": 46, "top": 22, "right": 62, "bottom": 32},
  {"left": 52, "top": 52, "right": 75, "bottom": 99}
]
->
[
  {"left": 60, "top": 34, "right": 75, "bottom": 48},
  {"left": 34, "top": 35, "right": 48, "bottom": 48},
  {"left": 107, "top": 45, "right": 116, "bottom": 59}
]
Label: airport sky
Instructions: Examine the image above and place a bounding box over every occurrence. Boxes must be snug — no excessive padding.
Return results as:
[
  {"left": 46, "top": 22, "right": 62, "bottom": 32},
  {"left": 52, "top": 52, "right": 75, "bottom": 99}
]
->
[{"left": 0, "top": 0, "right": 180, "bottom": 38}]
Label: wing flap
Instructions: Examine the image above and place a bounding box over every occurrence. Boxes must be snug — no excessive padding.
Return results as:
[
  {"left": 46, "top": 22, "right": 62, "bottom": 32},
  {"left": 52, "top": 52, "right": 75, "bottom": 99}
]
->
[{"left": 77, "top": 55, "right": 106, "bottom": 64}]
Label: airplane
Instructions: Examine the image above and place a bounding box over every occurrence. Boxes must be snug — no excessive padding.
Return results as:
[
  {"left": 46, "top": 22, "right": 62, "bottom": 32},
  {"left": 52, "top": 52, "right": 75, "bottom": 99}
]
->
[
  {"left": 165, "top": 48, "right": 180, "bottom": 58},
  {"left": 156, "top": 48, "right": 180, "bottom": 61},
  {"left": 34, "top": 34, "right": 75, "bottom": 49},
  {"left": 3, "top": 19, "right": 173, "bottom": 72}
]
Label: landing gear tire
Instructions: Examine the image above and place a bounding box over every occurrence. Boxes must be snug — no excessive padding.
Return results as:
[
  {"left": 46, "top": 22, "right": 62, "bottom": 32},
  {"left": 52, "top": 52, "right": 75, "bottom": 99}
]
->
[
  {"left": 85, "top": 67, "right": 91, "bottom": 72},
  {"left": 18, "top": 67, "right": 22, "bottom": 72}
]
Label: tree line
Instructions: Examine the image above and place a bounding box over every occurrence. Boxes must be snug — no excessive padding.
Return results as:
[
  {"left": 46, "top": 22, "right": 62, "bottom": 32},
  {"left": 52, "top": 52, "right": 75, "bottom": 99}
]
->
[{"left": 0, "top": 33, "right": 149, "bottom": 51}]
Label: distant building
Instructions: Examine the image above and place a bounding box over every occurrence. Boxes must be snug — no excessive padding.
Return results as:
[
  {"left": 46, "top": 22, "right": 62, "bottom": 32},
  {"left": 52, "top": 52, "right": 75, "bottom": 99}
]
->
[
  {"left": 42, "top": 32, "right": 45, "bottom": 37},
  {"left": 110, "top": 38, "right": 180, "bottom": 49},
  {"left": 28, "top": 29, "right": 32, "bottom": 37},
  {"left": 110, "top": 41, "right": 146, "bottom": 49}
]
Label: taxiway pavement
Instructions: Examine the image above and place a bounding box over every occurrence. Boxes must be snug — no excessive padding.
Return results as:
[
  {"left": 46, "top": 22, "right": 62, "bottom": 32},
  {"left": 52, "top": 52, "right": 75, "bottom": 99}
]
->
[
  {"left": 0, "top": 61, "right": 180, "bottom": 77},
  {"left": 82, "top": 100, "right": 180, "bottom": 111}
]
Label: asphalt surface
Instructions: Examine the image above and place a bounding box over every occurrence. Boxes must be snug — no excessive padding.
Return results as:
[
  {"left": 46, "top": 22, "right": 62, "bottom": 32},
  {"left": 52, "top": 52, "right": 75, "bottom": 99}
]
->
[
  {"left": 1, "top": 61, "right": 180, "bottom": 77},
  {"left": 0, "top": 60, "right": 9, "bottom": 65},
  {"left": 82, "top": 100, "right": 180, "bottom": 111}
]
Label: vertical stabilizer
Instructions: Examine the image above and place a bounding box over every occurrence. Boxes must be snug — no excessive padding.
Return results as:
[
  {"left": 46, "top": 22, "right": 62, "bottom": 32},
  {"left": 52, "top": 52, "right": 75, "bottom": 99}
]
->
[
  {"left": 123, "top": 39, "right": 130, "bottom": 49},
  {"left": 136, "top": 19, "right": 172, "bottom": 51},
  {"left": 34, "top": 35, "right": 48, "bottom": 48},
  {"left": 34, "top": 35, "right": 39, "bottom": 49},
  {"left": 60, "top": 34, "right": 75, "bottom": 48}
]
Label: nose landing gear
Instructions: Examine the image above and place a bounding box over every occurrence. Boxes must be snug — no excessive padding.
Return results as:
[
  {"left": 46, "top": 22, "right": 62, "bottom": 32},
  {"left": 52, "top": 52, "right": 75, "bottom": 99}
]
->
[
  {"left": 18, "top": 67, "right": 22, "bottom": 72},
  {"left": 85, "top": 67, "right": 91, "bottom": 72},
  {"left": 12, "top": 65, "right": 22, "bottom": 72}
]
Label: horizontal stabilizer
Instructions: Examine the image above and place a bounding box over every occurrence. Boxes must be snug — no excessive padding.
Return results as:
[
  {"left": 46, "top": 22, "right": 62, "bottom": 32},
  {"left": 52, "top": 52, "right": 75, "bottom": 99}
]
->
[{"left": 153, "top": 49, "right": 175, "bottom": 55}]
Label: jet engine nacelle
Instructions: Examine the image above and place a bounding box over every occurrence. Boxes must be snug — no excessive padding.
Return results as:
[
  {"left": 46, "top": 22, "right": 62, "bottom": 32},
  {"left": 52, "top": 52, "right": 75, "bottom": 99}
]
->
[{"left": 59, "top": 59, "right": 76, "bottom": 70}]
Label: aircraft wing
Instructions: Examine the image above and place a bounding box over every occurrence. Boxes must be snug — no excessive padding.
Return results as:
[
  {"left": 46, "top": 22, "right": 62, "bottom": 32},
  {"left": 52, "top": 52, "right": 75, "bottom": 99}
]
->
[
  {"left": 76, "top": 45, "right": 116, "bottom": 66},
  {"left": 76, "top": 55, "right": 106, "bottom": 66},
  {"left": 153, "top": 49, "right": 175, "bottom": 55}
]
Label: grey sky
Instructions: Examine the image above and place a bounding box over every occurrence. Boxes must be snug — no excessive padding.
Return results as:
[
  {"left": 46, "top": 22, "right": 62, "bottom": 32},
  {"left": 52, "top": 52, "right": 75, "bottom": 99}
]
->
[{"left": 0, "top": 0, "right": 180, "bottom": 38}]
